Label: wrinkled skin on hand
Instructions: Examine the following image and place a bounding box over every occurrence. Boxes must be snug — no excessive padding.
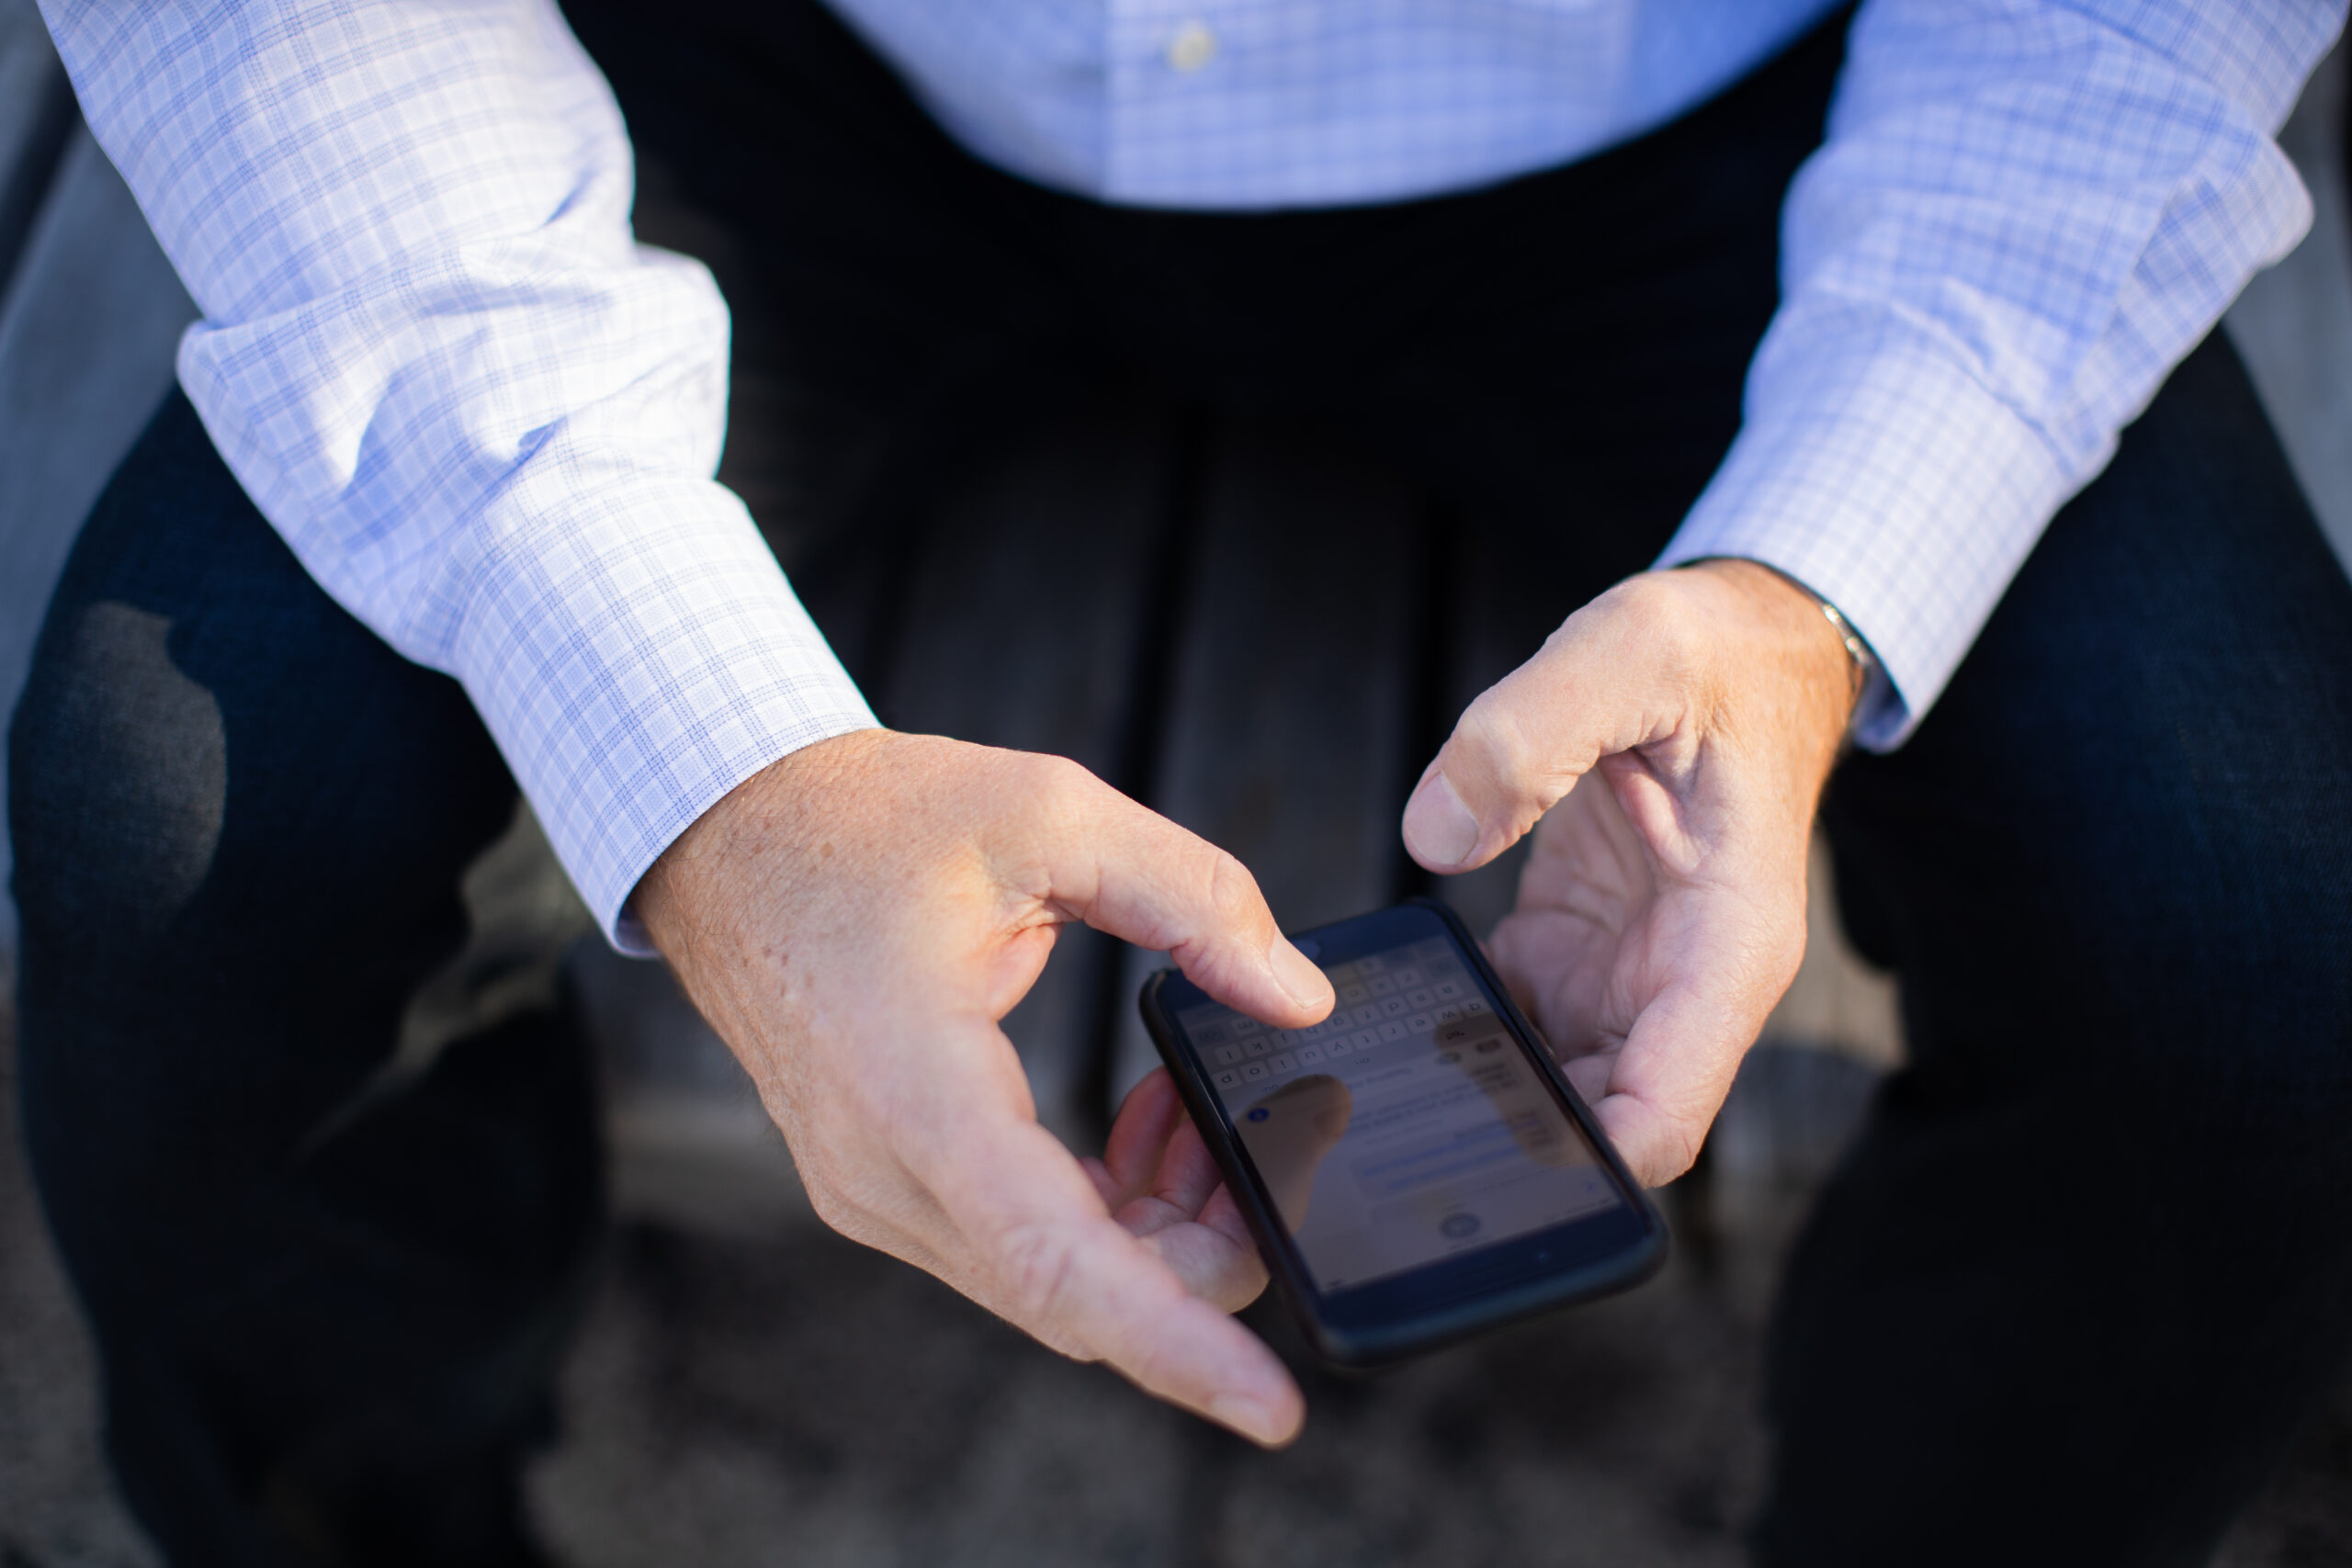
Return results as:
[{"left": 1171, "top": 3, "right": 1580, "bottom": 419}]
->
[
  {"left": 634, "top": 558, "right": 1847, "bottom": 1445},
  {"left": 1401, "top": 559, "right": 1860, "bottom": 1186},
  {"left": 636, "top": 730, "right": 1333, "bottom": 1445}
]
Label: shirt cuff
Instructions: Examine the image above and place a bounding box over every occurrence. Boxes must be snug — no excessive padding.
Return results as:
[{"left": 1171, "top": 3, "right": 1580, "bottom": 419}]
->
[
  {"left": 1656, "top": 320, "right": 2076, "bottom": 750},
  {"left": 449, "top": 459, "right": 876, "bottom": 953}
]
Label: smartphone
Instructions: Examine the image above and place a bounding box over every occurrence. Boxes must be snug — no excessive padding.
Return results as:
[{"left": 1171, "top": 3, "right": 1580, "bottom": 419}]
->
[{"left": 1139, "top": 897, "right": 1667, "bottom": 1367}]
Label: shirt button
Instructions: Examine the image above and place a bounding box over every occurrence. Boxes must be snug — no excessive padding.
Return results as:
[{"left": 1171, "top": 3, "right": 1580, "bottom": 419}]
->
[{"left": 1165, "top": 20, "right": 1218, "bottom": 73}]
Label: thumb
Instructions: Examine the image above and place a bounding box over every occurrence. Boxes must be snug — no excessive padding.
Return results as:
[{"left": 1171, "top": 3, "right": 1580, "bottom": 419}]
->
[
  {"left": 1403, "top": 588, "right": 1679, "bottom": 874},
  {"left": 1401, "top": 698, "right": 1582, "bottom": 874}
]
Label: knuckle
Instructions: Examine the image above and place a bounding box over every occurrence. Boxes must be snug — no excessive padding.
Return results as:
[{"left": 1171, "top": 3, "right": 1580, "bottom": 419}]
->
[
  {"left": 1020, "top": 752, "right": 1097, "bottom": 818},
  {"left": 800, "top": 1170, "right": 867, "bottom": 1240},
  {"left": 1113, "top": 1333, "right": 1186, "bottom": 1397},
  {"left": 1742, "top": 883, "right": 1814, "bottom": 995},
  {"left": 1606, "top": 568, "right": 1680, "bottom": 620},
  {"left": 1040, "top": 750, "right": 1097, "bottom": 795},
  {"left": 1453, "top": 691, "right": 1518, "bottom": 769},
  {"left": 1603, "top": 571, "right": 1697, "bottom": 654},
  {"left": 1666, "top": 1121, "right": 1708, "bottom": 1182},
  {"left": 1770, "top": 923, "right": 1809, "bottom": 992},
  {"left": 1645, "top": 581, "right": 1713, "bottom": 675},
  {"left": 1203, "top": 849, "right": 1267, "bottom": 932},
  {"left": 1636, "top": 1121, "right": 1706, "bottom": 1188},
  {"left": 793, "top": 1137, "right": 910, "bottom": 1250},
  {"left": 1453, "top": 692, "right": 1543, "bottom": 804},
  {"left": 994, "top": 1221, "right": 1084, "bottom": 1327}
]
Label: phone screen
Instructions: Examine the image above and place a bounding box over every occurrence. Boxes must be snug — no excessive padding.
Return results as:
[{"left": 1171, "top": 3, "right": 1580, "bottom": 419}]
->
[{"left": 1169, "top": 927, "right": 1630, "bottom": 1295}]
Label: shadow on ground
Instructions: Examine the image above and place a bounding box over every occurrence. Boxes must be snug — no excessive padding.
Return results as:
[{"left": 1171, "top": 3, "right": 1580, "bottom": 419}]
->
[
  {"left": 6, "top": 984, "right": 2350, "bottom": 1568},
  {"left": 534, "top": 1187, "right": 1773, "bottom": 1568}
]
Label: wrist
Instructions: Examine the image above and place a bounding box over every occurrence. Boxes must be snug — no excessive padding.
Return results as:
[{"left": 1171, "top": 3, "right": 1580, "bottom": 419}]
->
[
  {"left": 1681, "top": 558, "right": 1871, "bottom": 728},
  {"left": 1668, "top": 560, "right": 1863, "bottom": 795},
  {"left": 636, "top": 727, "right": 893, "bottom": 953}
]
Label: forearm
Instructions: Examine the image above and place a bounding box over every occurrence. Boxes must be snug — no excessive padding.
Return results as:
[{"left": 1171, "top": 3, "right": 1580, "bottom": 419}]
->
[
  {"left": 1659, "top": 0, "right": 2344, "bottom": 747},
  {"left": 41, "top": 0, "right": 876, "bottom": 941}
]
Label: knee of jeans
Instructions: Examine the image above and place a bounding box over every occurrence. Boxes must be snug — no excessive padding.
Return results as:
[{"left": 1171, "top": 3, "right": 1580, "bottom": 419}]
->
[{"left": 9, "top": 600, "right": 229, "bottom": 946}]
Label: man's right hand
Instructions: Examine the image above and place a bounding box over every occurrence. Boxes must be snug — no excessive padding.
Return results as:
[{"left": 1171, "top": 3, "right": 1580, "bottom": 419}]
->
[{"left": 632, "top": 729, "right": 1333, "bottom": 1447}]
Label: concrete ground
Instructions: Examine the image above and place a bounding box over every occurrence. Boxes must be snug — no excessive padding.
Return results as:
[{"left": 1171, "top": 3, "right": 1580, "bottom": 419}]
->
[{"left": 7, "top": 973, "right": 2352, "bottom": 1568}]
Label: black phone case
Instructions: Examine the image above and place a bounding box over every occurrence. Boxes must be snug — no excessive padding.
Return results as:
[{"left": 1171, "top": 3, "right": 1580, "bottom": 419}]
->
[{"left": 1138, "top": 897, "right": 1668, "bottom": 1368}]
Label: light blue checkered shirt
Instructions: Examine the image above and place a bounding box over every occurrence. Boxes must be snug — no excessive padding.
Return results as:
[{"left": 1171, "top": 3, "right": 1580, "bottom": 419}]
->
[{"left": 38, "top": 0, "right": 2344, "bottom": 947}]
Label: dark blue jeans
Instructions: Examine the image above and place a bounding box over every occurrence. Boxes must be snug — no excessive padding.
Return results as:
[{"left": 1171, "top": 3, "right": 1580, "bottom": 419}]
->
[
  {"left": 15, "top": 5, "right": 2352, "bottom": 1563},
  {"left": 10, "top": 389, "right": 601, "bottom": 1567},
  {"left": 1777, "top": 325, "right": 2352, "bottom": 1562}
]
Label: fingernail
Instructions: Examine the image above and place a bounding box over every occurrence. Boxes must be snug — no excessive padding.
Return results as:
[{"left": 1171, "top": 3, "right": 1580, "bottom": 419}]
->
[
  {"left": 1403, "top": 772, "right": 1480, "bottom": 869},
  {"left": 1208, "top": 1392, "right": 1280, "bottom": 1445},
  {"left": 1271, "top": 938, "right": 1332, "bottom": 1010}
]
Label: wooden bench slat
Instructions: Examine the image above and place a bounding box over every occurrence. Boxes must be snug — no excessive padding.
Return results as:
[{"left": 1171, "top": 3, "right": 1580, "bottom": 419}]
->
[
  {"left": 1419, "top": 521, "right": 1573, "bottom": 944},
  {"left": 1105, "top": 416, "right": 1425, "bottom": 1105},
  {"left": 880, "top": 396, "right": 1182, "bottom": 1142}
]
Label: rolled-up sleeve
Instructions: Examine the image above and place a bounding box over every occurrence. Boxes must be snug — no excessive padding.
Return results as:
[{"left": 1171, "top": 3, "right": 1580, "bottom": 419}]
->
[
  {"left": 1657, "top": 0, "right": 2344, "bottom": 748},
  {"left": 40, "top": 0, "right": 876, "bottom": 948}
]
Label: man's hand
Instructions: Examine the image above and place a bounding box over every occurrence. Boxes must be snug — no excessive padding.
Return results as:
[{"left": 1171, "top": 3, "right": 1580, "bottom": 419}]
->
[
  {"left": 635, "top": 730, "right": 1333, "bottom": 1445},
  {"left": 1401, "top": 560, "right": 1858, "bottom": 1186}
]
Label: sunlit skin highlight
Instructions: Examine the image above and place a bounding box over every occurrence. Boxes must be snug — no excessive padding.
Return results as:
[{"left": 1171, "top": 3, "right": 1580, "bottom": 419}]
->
[{"left": 636, "top": 558, "right": 1851, "bottom": 1442}]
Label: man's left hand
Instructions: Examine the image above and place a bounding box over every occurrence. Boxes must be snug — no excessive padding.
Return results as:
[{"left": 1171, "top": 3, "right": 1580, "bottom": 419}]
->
[{"left": 1399, "top": 559, "right": 1860, "bottom": 1186}]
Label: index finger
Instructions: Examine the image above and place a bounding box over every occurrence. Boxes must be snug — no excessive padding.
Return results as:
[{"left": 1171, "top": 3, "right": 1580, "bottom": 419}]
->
[
  {"left": 910, "top": 1083, "right": 1306, "bottom": 1446},
  {"left": 1028, "top": 765, "right": 1332, "bottom": 1028},
  {"left": 1584, "top": 977, "right": 1762, "bottom": 1186}
]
